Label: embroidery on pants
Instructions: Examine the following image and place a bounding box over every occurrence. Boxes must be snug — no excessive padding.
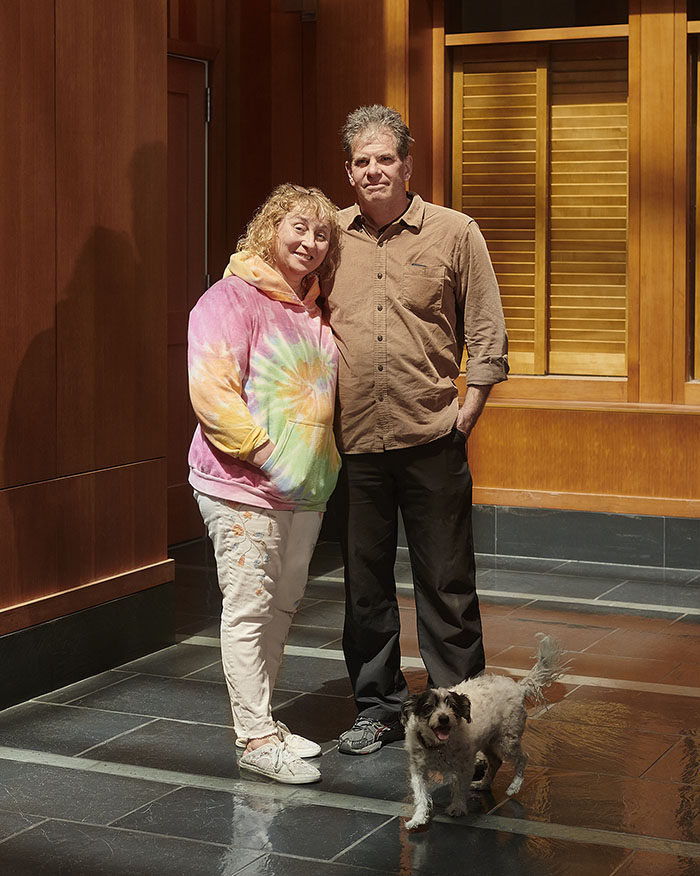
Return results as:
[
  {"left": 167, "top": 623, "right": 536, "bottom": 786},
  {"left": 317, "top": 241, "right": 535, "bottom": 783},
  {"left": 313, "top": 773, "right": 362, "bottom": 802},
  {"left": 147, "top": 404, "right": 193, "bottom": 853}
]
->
[{"left": 230, "top": 509, "right": 272, "bottom": 595}]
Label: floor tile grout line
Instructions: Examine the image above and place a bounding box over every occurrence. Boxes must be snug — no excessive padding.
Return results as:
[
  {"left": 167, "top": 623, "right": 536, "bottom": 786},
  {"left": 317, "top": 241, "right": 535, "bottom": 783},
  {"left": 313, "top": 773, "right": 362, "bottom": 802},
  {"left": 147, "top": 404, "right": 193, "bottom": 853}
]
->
[
  {"left": 28, "top": 701, "right": 234, "bottom": 730},
  {"left": 236, "top": 851, "right": 382, "bottom": 873},
  {"left": 32, "top": 672, "right": 139, "bottom": 707},
  {"left": 22, "top": 813, "right": 235, "bottom": 851},
  {"left": 578, "top": 625, "right": 623, "bottom": 656},
  {"left": 638, "top": 736, "right": 684, "bottom": 781},
  {"left": 312, "top": 560, "right": 700, "bottom": 582},
  {"left": 0, "top": 816, "right": 51, "bottom": 848},
  {"left": 596, "top": 581, "right": 627, "bottom": 601},
  {"left": 76, "top": 717, "right": 161, "bottom": 759},
  {"left": 330, "top": 813, "right": 398, "bottom": 864},
  {"left": 309, "top": 575, "right": 700, "bottom": 615},
  {"left": 0, "top": 744, "right": 697, "bottom": 861},
  {"left": 428, "top": 813, "right": 700, "bottom": 859},
  {"left": 609, "top": 854, "right": 637, "bottom": 876},
  {"left": 501, "top": 671, "right": 700, "bottom": 698},
  {"left": 177, "top": 638, "right": 700, "bottom": 698},
  {"left": 105, "top": 783, "right": 184, "bottom": 828},
  {"left": 473, "top": 552, "right": 700, "bottom": 580}
]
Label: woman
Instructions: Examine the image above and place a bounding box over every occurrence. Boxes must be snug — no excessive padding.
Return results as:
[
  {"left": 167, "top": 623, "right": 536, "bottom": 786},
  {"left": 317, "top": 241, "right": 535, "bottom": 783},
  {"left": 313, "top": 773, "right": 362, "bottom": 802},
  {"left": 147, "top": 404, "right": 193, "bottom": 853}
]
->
[{"left": 187, "top": 184, "right": 341, "bottom": 784}]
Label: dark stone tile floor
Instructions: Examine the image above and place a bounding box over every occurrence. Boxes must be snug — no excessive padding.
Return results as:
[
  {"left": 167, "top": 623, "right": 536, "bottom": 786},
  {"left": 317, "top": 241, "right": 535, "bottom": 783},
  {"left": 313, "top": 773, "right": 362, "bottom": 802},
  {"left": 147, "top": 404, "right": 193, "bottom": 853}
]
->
[{"left": 0, "top": 539, "right": 699, "bottom": 874}]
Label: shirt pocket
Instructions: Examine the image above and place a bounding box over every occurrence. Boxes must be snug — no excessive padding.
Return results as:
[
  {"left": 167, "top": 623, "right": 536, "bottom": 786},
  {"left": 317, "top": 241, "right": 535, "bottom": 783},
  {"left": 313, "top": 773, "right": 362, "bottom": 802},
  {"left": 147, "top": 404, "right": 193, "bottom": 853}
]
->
[{"left": 399, "top": 265, "right": 446, "bottom": 315}]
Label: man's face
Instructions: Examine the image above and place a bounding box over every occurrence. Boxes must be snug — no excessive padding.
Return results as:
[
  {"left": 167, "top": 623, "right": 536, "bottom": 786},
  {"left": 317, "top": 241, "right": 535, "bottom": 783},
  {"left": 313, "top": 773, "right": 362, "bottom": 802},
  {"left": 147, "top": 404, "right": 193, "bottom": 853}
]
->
[{"left": 345, "top": 129, "right": 413, "bottom": 217}]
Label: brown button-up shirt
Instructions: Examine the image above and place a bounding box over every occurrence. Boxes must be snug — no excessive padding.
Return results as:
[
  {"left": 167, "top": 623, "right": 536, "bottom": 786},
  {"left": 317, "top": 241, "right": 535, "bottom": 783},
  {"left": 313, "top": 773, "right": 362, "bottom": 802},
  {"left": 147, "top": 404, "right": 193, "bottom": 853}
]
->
[{"left": 325, "top": 194, "right": 508, "bottom": 454}]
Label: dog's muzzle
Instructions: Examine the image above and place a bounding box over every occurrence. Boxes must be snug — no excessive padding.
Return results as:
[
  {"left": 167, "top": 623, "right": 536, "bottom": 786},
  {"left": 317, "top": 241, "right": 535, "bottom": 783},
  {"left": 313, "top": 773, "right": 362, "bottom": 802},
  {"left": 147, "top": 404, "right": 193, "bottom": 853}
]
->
[{"left": 434, "top": 715, "right": 451, "bottom": 742}]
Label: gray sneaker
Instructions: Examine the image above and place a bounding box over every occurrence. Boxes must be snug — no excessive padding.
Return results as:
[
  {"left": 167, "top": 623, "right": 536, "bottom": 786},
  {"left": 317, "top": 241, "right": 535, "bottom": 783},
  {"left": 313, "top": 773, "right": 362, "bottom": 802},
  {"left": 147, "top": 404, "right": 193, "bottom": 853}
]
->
[{"left": 338, "top": 716, "right": 404, "bottom": 755}]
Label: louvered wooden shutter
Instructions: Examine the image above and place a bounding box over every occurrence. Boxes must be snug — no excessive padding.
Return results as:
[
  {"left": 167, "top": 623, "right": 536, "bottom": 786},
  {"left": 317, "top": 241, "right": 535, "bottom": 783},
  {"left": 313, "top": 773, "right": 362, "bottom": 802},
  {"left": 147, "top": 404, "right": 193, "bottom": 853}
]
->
[
  {"left": 453, "top": 41, "right": 628, "bottom": 377},
  {"left": 549, "top": 42, "right": 627, "bottom": 376},
  {"left": 453, "top": 57, "right": 539, "bottom": 374}
]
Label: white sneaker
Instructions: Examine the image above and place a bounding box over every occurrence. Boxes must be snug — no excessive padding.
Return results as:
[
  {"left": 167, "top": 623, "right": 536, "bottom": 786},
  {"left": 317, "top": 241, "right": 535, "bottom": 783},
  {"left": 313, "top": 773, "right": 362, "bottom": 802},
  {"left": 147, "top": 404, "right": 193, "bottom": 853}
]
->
[
  {"left": 236, "top": 721, "right": 321, "bottom": 759},
  {"left": 238, "top": 741, "right": 321, "bottom": 784}
]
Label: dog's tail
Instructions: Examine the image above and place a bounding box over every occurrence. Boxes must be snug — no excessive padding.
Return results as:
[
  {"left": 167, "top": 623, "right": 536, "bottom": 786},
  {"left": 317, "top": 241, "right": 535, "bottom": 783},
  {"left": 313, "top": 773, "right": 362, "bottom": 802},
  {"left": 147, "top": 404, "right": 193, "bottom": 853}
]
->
[{"left": 518, "top": 634, "right": 571, "bottom": 704}]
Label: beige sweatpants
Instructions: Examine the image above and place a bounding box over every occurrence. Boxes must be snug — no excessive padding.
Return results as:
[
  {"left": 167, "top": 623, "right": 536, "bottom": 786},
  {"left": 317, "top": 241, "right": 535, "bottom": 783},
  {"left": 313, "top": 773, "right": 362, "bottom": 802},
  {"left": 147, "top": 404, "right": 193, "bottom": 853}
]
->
[{"left": 195, "top": 491, "right": 323, "bottom": 740}]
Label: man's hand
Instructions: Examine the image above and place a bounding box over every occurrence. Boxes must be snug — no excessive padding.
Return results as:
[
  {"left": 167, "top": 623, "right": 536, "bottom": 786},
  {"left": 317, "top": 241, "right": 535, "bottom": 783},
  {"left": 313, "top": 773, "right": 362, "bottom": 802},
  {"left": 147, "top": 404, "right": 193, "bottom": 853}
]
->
[
  {"left": 248, "top": 440, "right": 274, "bottom": 467},
  {"left": 455, "top": 385, "right": 491, "bottom": 441}
]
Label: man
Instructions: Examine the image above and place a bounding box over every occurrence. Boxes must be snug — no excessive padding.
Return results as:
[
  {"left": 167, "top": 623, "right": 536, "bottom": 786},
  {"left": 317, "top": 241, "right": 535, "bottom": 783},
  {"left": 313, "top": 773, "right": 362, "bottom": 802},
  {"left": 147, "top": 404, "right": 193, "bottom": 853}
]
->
[{"left": 326, "top": 105, "right": 508, "bottom": 755}]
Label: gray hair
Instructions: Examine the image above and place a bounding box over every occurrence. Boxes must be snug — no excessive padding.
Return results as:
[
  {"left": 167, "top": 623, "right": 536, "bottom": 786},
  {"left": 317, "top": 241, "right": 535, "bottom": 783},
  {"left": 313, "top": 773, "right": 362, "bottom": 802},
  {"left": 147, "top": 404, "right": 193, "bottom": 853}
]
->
[{"left": 341, "top": 105, "right": 413, "bottom": 160}]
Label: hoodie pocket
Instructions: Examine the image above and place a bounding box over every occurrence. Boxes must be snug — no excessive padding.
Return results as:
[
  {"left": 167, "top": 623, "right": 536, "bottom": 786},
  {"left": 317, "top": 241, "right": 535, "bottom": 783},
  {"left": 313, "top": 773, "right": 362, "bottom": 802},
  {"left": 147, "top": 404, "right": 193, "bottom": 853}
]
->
[{"left": 261, "top": 419, "right": 340, "bottom": 505}]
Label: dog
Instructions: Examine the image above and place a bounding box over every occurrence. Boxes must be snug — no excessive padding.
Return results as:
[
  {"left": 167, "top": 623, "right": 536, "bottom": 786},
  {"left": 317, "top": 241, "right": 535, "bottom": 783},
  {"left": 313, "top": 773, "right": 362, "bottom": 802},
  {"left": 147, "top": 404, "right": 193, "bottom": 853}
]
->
[{"left": 401, "top": 634, "right": 569, "bottom": 829}]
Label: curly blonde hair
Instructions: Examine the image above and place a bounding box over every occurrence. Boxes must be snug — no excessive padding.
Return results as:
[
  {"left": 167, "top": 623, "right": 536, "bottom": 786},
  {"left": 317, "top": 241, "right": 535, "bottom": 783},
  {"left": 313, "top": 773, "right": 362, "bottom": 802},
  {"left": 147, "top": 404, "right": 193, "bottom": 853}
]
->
[{"left": 237, "top": 183, "right": 341, "bottom": 285}]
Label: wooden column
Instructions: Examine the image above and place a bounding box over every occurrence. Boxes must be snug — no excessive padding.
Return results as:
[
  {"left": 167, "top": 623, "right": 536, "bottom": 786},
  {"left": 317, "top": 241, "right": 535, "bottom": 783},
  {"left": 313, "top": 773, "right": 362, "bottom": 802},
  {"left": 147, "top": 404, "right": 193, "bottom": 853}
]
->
[{"left": 630, "top": 0, "right": 688, "bottom": 404}]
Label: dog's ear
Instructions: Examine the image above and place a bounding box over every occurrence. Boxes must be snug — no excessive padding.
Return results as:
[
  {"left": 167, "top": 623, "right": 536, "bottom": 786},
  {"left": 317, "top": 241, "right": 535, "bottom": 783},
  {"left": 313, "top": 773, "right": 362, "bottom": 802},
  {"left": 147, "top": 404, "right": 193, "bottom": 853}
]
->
[
  {"left": 400, "top": 695, "right": 418, "bottom": 726},
  {"left": 449, "top": 692, "right": 471, "bottom": 723}
]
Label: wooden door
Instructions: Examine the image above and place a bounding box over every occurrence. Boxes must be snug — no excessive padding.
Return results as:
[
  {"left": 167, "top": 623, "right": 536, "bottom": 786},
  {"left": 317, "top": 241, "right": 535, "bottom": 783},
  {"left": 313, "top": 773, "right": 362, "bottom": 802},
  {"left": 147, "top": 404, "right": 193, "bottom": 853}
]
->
[{"left": 167, "top": 55, "right": 207, "bottom": 545}]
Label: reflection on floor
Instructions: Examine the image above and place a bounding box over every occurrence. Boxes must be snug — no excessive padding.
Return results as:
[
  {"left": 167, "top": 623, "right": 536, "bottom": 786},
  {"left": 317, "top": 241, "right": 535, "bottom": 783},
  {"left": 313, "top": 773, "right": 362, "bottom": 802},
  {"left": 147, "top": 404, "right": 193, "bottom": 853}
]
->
[{"left": 0, "top": 539, "right": 699, "bottom": 875}]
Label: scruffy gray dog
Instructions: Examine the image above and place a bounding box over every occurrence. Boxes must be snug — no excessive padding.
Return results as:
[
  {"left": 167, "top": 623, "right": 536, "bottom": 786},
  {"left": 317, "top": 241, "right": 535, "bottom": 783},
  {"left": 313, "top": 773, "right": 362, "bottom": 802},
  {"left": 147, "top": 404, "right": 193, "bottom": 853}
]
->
[{"left": 401, "top": 635, "right": 569, "bottom": 830}]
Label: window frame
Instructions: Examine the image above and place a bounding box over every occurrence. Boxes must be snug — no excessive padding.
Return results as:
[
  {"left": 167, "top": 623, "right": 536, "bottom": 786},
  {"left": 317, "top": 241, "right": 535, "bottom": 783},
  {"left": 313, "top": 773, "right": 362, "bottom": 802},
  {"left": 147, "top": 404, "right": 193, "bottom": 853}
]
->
[
  {"left": 448, "top": 15, "right": 700, "bottom": 409},
  {"left": 451, "top": 32, "right": 631, "bottom": 402}
]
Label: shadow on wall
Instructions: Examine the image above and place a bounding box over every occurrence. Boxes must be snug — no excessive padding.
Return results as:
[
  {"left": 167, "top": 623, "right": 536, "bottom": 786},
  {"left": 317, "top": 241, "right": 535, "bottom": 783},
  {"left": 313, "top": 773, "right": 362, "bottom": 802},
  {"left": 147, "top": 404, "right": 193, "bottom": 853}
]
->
[{"left": 2, "top": 142, "right": 167, "bottom": 636}]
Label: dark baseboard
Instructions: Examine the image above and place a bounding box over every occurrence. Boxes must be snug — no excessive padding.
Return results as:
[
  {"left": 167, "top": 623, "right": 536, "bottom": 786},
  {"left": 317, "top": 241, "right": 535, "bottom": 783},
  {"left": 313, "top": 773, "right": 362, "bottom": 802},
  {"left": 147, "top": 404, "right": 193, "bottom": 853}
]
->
[
  {"left": 0, "top": 582, "right": 176, "bottom": 711},
  {"left": 472, "top": 505, "right": 700, "bottom": 571},
  {"left": 323, "top": 498, "right": 699, "bottom": 572}
]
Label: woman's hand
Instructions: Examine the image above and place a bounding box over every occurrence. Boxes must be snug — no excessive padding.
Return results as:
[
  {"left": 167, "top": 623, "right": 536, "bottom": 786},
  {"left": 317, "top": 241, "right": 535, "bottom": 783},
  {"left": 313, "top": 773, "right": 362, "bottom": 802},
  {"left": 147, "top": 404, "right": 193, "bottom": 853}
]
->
[{"left": 248, "top": 440, "right": 274, "bottom": 467}]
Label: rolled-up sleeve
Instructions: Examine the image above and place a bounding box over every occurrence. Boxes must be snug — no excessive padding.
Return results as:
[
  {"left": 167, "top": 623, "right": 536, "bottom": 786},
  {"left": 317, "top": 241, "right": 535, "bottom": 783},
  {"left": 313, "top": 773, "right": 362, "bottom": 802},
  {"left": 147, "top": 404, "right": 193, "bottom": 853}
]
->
[{"left": 461, "top": 220, "right": 509, "bottom": 386}]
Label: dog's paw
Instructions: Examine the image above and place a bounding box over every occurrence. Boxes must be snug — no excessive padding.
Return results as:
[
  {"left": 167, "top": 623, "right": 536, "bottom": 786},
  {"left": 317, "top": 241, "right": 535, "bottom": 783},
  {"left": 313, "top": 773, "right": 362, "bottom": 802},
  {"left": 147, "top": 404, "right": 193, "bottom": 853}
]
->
[
  {"left": 445, "top": 803, "right": 467, "bottom": 818},
  {"left": 506, "top": 778, "right": 523, "bottom": 796},
  {"left": 470, "top": 778, "right": 492, "bottom": 792},
  {"left": 405, "top": 815, "right": 429, "bottom": 831}
]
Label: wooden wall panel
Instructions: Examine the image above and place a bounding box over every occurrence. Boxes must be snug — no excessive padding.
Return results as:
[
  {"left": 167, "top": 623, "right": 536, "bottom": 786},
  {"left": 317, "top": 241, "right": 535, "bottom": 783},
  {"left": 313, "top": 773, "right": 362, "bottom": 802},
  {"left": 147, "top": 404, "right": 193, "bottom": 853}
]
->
[
  {"left": 314, "top": 0, "right": 410, "bottom": 206},
  {"left": 0, "top": 561, "right": 174, "bottom": 638},
  {"left": 55, "top": 0, "right": 168, "bottom": 475},
  {"left": 0, "top": 461, "right": 169, "bottom": 612},
  {"left": 469, "top": 404, "right": 700, "bottom": 517},
  {"left": 408, "top": 0, "right": 436, "bottom": 199},
  {"left": 384, "top": 0, "right": 410, "bottom": 113},
  {"left": 226, "top": 1, "right": 274, "bottom": 245},
  {"left": 0, "top": 0, "right": 172, "bottom": 637},
  {"left": 167, "top": 56, "right": 207, "bottom": 544},
  {"left": 168, "top": 0, "right": 220, "bottom": 46},
  {"left": 205, "top": 4, "right": 229, "bottom": 280},
  {"left": 271, "top": 11, "right": 305, "bottom": 187},
  {"left": 0, "top": 1, "right": 56, "bottom": 489}
]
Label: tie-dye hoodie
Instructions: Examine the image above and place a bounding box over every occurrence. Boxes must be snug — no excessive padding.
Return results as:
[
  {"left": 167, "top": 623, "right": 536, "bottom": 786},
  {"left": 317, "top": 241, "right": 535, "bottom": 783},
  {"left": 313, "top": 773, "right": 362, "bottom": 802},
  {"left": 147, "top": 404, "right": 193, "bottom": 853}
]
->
[{"left": 187, "top": 252, "right": 340, "bottom": 511}]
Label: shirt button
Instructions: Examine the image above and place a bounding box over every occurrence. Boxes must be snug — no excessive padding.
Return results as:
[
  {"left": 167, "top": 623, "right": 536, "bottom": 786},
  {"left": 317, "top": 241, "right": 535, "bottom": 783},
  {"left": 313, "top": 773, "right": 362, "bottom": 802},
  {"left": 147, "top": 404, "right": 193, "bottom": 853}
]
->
[
  {"left": 378, "top": 394, "right": 384, "bottom": 401},
  {"left": 377, "top": 304, "right": 383, "bottom": 311},
  {"left": 378, "top": 365, "right": 383, "bottom": 371},
  {"left": 377, "top": 335, "right": 383, "bottom": 341},
  {"left": 377, "top": 273, "right": 382, "bottom": 279}
]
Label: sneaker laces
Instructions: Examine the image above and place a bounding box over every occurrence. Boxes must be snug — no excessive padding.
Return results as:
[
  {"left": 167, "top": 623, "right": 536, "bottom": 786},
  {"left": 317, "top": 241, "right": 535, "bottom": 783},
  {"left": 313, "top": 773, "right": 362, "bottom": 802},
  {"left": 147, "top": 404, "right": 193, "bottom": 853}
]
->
[
  {"left": 271, "top": 742, "right": 286, "bottom": 774},
  {"left": 271, "top": 741, "right": 303, "bottom": 775},
  {"left": 354, "top": 716, "right": 381, "bottom": 731}
]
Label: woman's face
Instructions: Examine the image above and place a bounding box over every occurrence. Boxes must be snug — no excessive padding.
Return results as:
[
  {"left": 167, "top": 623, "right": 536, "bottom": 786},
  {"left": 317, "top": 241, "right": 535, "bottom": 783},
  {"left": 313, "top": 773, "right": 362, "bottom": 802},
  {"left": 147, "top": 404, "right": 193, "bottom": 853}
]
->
[{"left": 273, "top": 210, "right": 331, "bottom": 291}]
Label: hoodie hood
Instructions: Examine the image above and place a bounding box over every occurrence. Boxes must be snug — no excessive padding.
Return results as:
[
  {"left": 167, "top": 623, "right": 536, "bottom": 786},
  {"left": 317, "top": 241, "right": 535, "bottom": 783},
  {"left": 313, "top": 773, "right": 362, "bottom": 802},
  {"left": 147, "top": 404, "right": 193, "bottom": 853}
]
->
[{"left": 223, "top": 252, "right": 321, "bottom": 308}]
